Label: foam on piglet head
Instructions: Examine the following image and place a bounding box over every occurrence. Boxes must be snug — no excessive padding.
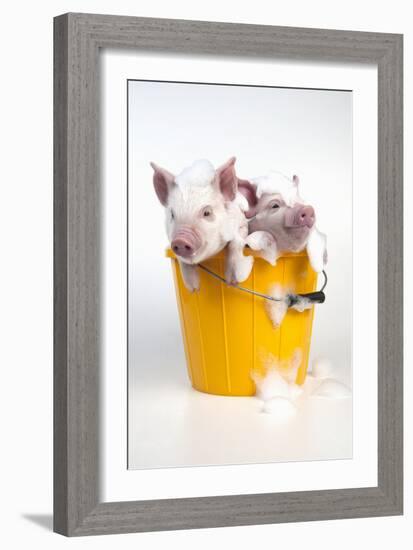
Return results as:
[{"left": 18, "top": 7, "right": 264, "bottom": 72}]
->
[
  {"left": 150, "top": 157, "right": 238, "bottom": 207},
  {"left": 253, "top": 171, "right": 301, "bottom": 207}
]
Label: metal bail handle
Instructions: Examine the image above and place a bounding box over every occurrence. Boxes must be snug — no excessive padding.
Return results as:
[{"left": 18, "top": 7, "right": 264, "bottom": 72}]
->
[{"left": 195, "top": 263, "right": 328, "bottom": 308}]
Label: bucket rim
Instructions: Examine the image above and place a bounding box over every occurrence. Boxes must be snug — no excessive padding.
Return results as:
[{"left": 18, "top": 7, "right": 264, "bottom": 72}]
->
[{"left": 165, "top": 248, "right": 309, "bottom": 260}]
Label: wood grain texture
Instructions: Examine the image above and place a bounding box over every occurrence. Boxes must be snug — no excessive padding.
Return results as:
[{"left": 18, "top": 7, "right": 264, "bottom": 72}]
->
[
  {"left": 54, "top": 14, "right": 69, "bottom": 535},
  {"left": 377, "top": 33, "right": 403, "bottom": 510},
  {"left": 54, "top": 13, "right": 100, "bottom": 535},
  {"left": 53, "top": 13, "right": 403, "bottom": 536}
]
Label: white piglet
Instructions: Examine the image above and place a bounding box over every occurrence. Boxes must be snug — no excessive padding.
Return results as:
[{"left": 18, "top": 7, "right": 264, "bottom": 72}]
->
[
  {"left": 239, "top": 172, "right": 327, "bottom": 273},
  {"left": 238, "top": 172, "right": 328, "bottom": 328},
  {"left": 151, "top": 157, "right": 253, "bottom": 291}
]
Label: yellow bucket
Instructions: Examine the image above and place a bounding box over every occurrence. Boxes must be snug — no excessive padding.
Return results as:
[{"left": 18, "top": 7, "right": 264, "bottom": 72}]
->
[{"left": 167, "top": 249, "right": 318, "bottom": 396}]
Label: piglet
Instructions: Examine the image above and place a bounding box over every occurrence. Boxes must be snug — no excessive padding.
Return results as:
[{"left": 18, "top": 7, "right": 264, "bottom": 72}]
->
[
  {"left": 239, "top": 172, "right": 327, "bottom": 273},
  {"left": 151, "top": 157, "right": 253, "bottom": 291}
]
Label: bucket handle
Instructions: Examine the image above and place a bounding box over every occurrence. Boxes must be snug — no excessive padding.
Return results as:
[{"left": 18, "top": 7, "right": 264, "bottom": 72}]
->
[{"left": 196, "top": 263, "right": 327, "bottom": 308}]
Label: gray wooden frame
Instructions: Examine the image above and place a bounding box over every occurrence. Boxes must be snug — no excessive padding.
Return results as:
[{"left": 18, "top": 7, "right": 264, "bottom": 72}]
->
[{"left": 54, "top": 12, "right": 403, "bottom": 536}]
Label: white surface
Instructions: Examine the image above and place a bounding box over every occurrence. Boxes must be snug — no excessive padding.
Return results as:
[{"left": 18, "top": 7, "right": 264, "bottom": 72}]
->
[
  {"left": 129, "top": 363, "right": 352, "bottom": 467},
  {"left": 1, "top": 1, "right": 411, "bottom": 548},
  {"left": 102, "top": 50, "right": 377, "bottom": 501}
]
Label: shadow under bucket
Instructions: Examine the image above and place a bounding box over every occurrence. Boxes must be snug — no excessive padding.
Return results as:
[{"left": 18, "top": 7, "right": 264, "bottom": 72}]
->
[{"left": 167, "top": 249, "right": 318, "bottom": 396}]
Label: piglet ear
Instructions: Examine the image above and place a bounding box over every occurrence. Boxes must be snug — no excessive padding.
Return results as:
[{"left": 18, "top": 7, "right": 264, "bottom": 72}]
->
[
  {"left": 150, "top": 162, "right": 175, "bottom": 206},
  {"left": 216, "top": 156, "right": 237, "bottom": 201},
  {"left": 237, "top": 179, "right": 258, "bottom": 208},
  {"left": 292, "top": 175, "right": 300, "bottom": 186}
]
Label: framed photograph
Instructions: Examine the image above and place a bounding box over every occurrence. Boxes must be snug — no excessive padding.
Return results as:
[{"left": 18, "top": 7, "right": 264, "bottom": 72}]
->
[{"left": 54, "top": 13, "right": 403, "bottom": 536}]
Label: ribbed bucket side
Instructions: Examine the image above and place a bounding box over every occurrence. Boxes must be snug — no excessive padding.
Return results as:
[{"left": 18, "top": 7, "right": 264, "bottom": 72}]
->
[{"left": 169, "top": 251, "right": 317, "bottom": 396}]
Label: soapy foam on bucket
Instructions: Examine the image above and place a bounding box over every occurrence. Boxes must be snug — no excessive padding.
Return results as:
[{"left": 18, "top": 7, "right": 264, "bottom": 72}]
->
[
  {"left": 252, "top": 349, "right": 304, "bottom": 417},
  {"left": 265, "top": 284, "right": 289, "bottom": 327},
  {"left": 291, "top": 296, "right": 313, "bottom": 313},
  {"left": 252, "top": 367, "right": 292, "bottom": 402},
  {"left": 265, "top": 284, "right": 314, "bottom": 328}
]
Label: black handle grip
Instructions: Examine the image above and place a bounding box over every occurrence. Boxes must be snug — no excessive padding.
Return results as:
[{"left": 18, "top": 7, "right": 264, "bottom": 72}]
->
[{"left": 298, "top": 291, "right": 326, "bottom": 304}]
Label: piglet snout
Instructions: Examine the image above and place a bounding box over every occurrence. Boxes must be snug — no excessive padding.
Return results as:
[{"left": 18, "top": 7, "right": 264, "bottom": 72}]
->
[
  {"left": 172, "top": 239, "right": 195, "bottom": 258},
  {"left": 285, "top": 205, "right": 315, "bottom": 229},
  {"left": 171, "top": 227, "right": 201, "bottom": 259},
  {"left": 296, "top": 205, "right": 315, "bottom": 228}
]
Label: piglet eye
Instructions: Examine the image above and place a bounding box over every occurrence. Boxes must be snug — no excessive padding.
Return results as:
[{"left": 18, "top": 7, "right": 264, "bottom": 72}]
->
[
  {"left": 202, "top": 206, "right": 213, "bottom": 218},
  {"left": 170, "top": 209, "right": 175, "bottom": 220},
  {"left": 270, "top": 202, "right": 280, "bottom": 210}
]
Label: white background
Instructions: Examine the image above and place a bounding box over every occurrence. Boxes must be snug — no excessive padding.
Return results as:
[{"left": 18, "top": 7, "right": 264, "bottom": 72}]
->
[
  {"left": 0, "top": 0, "right": 410, "bottom": 548},
  {"left": 127, "top": 81, "right": 354, "bottom": 469}
]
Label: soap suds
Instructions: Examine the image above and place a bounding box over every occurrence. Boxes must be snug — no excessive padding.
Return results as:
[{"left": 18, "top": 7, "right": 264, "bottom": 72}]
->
[
  {"left": 311, "top": 357, "right": 333, "bottom": 379},
  {"left": 262, "top": 397, "right": 297, "bottom": 418},
  {"left": 265, "top": 284, "right": 289, "bottom": 328},
  {"left": 252, "top": 349, "right": 303, "bottom": 418},
  {"left": 253, "top": 353, "right": 351, "bottom": 418},
  {"left": 175, "top": 159, "right": 215, "bottom": 190},
  {"left": 251, "top": 171, "right": 302, "bottom": 207},
  {"left": 265, "top": 284, "right": 314, "bottom": 328}
]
